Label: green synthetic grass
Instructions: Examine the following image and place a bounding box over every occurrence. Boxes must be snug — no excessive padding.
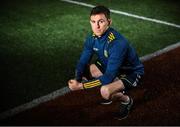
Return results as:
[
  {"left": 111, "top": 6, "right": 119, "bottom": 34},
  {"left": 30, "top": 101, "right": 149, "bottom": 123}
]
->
[
  {"left": 0, "top": 0, "right": 90, "bottom": 112},
  {"left": 0, "top": 0, "right": 180, "bottom": 112},
  {"left": 76, "top": 0, "right": 180, "bottom": 24}
]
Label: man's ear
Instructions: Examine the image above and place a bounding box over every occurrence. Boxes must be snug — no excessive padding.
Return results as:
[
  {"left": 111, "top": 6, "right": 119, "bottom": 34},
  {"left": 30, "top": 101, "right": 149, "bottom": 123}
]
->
[{"left": 108, "top": 19, "right": 112, "bottom": 26}]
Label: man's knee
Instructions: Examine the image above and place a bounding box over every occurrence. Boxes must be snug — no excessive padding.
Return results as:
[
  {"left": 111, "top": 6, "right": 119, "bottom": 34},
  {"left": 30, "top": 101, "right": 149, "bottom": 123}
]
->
[
  {"left": 90, "top": 64, "right": 102, "bottom": 78},
  {"left": 100, "top": 86, "right": 111, "bottom": 100}
]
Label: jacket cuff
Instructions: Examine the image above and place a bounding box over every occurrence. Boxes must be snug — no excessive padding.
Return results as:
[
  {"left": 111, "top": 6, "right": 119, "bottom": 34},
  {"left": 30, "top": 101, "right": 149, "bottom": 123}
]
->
[{"left": 83, "top": 79, "right": 102, "bottom": 89}]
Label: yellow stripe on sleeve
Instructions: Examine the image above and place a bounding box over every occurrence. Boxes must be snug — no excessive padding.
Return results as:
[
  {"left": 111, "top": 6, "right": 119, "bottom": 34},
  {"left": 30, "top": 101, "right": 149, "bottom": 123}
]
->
[
  {"left": 83, "top": 79, "right": 101, "bottom": 89},
  {"left": 84, "top": 82, "right": 101, "bottom": 88},
  {"left": 83, "top": 80, "right": 99, "bottom": 85}
]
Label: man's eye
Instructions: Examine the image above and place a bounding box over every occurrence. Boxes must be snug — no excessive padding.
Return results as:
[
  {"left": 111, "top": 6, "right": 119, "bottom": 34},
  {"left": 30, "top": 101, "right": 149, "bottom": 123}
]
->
[
  {"left": 99, "top": 20, "right": 104, "bottom": 23},
  {"left": 91, "top": 21, "right": 95, "bottom": 23}
]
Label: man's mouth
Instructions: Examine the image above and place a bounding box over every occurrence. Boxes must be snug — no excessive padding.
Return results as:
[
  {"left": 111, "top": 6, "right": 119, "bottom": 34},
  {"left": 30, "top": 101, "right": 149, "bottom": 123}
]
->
[{"left": 96, "top": 29, "right": 101, "bottom": 32}]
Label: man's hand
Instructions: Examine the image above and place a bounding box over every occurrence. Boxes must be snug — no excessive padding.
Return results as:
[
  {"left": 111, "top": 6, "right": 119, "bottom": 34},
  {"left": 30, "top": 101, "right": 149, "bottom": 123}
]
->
[{"left": 68, "top": 79, "right": 84, "bottom": 91}]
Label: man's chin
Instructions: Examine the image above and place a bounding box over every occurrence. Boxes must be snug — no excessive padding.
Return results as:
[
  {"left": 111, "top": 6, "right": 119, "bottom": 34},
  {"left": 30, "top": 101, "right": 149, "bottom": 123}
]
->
[{"left": 94, "top": 32, "right": 102, "bottom": 37}]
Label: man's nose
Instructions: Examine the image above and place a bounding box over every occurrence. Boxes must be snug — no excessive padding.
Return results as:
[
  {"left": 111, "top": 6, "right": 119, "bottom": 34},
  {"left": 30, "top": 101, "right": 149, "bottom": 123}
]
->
[{"left": 96, "top": 22, "right": 100, "bottom": 28}]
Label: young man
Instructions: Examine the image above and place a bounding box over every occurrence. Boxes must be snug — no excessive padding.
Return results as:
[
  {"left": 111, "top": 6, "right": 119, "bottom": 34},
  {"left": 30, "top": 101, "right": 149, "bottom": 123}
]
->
[{"left": 68, "top": 5, "right": 144, "bottom": 120}]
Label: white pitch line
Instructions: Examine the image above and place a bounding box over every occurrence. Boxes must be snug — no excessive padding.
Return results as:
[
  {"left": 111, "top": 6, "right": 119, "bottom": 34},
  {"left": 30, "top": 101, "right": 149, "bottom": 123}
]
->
[
  {"left": 0, "top": 87, "right": 70, "bottom": 120},
  {"left": 140, "top": 42, "right": 180, "bottom": 62},
  {"left": 0, "top": 41, "right": 180, "bottom": 120},
  {"left": 61, "top": 0, "right": 180, "bottom": 29}
]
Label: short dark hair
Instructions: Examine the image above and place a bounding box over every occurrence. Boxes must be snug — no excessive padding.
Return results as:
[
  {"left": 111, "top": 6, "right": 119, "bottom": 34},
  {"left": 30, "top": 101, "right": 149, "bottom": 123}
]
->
[{"left": 90, "top": 5, "right": 110, "bottom": 19}]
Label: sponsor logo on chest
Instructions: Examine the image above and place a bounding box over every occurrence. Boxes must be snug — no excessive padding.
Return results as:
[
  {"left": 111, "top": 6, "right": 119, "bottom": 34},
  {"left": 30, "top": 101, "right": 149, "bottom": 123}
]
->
[{"left": 93, "top": 47, "right": 99, "bottom": 51}]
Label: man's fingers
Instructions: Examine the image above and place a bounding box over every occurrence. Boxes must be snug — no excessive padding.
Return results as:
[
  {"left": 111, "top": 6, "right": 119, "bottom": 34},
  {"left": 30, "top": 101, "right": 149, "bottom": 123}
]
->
[
  {"left": 68, "top": 80, "right": 72, "bottom": 83},
  {"left": 68, "top": 79, "right": 74, "bottom": 84}
]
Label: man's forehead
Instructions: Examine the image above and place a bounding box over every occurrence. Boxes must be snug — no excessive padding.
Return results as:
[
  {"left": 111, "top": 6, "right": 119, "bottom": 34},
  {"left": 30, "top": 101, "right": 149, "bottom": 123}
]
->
[{"left": 90, "top": 13, "right": 107, "bottom": 20}]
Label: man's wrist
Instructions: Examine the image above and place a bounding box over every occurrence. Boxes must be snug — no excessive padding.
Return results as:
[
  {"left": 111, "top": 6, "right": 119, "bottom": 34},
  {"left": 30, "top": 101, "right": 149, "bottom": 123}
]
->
[{"left": 79, "top": 83, "right": 84, "bottom": 90}]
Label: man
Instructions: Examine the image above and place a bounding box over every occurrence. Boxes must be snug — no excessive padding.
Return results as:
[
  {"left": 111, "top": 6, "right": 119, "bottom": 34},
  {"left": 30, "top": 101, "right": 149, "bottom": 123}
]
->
[{"left": 68, "top": 5, "right": 144, "bottom": 120}]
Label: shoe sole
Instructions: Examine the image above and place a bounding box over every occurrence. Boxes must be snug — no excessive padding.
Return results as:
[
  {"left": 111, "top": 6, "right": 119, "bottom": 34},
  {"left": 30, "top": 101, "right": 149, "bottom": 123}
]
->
[
  {"left": 100, "top": 101, "right": 113, "bottom": 105},
  {"left": 114, "top": 97, "right": 134, "bottom": 120}
]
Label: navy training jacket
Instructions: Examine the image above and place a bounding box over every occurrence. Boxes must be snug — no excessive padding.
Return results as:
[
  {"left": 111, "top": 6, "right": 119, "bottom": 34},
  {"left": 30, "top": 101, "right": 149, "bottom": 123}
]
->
[{"left": 75, "top": 27, "right": 144, "bottom": 88}]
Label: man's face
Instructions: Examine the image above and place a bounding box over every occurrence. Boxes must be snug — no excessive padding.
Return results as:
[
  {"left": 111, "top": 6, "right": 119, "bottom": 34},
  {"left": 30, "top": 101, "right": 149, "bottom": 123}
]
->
[{"left": 90, "top": 13, "right": 111, "bottom": 37}]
